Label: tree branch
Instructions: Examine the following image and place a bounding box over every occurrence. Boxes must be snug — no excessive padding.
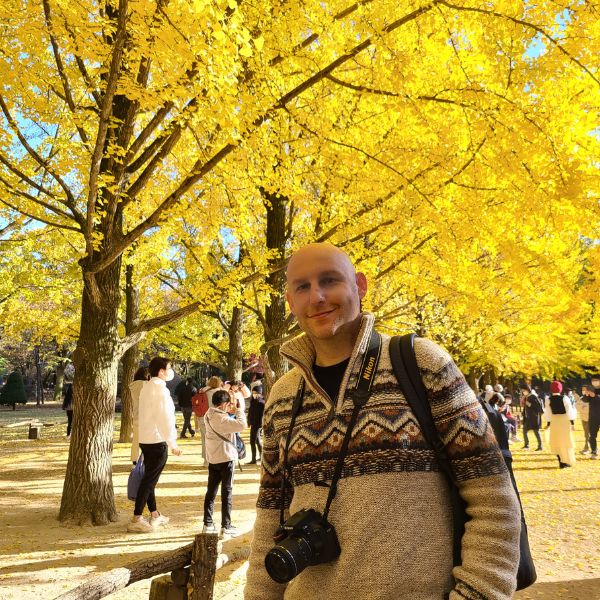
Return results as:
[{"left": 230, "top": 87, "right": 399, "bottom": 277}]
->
[
  {"left": 0, "top": 95, "right": 76, "bottom": 207},
  {"left": 85, "top": 0, "right": 129, "bottom": 246},
  {"left": 85, "top": 3, "right": 436, "bottom": 274},
  {"left": 0, "top": 197, "right": 80, "bottom": 232},
  {"left": 438, "top": 0, "right": 599, "bottom": 87},
  {"left": 42, "top": 0, "right": 91, "bottom": 147},
  {"left": 120, "top": 301, "right": 201, "bottom": 353}
]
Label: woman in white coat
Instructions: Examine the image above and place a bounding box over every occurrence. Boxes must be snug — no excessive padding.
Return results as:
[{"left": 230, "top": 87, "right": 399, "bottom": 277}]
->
[{"left": 545, "top": 380, "right": 577, "bottom": 468}]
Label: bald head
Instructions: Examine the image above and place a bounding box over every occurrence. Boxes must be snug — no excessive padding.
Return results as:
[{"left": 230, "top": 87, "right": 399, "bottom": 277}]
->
[
  {"left": 285, "top": 243, "right": 367, "bottom": 354},
  {"left": 286, "top": 243, "right": 356, "bottom": 285}
]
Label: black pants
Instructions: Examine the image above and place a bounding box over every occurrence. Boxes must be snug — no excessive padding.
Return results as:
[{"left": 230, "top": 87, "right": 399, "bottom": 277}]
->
[
  {"left": 203, "top": 461, "right": 234, "bottom": 528},
  {"left": 135, "top": 442, "right": 168, "bottom": 516},
  {"left": 250, "top": 425, "right": 263, "bottom": 461},
  {"left": 523, "top": 426, "right": 542, "bottom": 449},
  {"left": 589, "top": 416, "right": 600, "bottom": 454},
  {"left": 66, "top": 410, "right": 73, "bottom": 436},
  {"left": 181, "top": 408, "right": 195, "bottom": 437}
]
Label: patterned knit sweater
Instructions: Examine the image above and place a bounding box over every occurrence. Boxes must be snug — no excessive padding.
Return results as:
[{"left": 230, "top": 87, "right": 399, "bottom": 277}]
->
[{"left": 244, "top": 314, "right": 520, "bottom": 600}]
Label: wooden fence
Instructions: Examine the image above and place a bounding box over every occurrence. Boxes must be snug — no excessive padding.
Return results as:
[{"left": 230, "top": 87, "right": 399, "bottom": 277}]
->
[{"left": 53, "top": 532, "right": 249, "bottom": 600}]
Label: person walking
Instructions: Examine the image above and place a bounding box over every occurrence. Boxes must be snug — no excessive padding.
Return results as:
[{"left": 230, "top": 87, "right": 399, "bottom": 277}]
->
[
  {"left": 248, "top": 385, "right": 265, "bottom": 464},
  {"left": 178, "top": 377, "right": 196, "bottom": 438},
  {"left": 128, "top": 357, "right": 182, "bottom": 533},
  {"left": 576, "top": 387, "right": 590, "bottom": 454},
  {"left": 129, "top": 367, "right": 150, "bottom": 463},
  {"left": 244, "top": 242, "right": 520, "bottom": 600},
  {"left": 62, "top": 382, "right": 74, "bottom": 437},
  {"left": 202, "top": 389, "right": 247, "bottom": 537},
  {"left": 582, "top": 377, "right": 600, "bottom": 459},
  {"left": 544, "top": 380, "right": 576, "bottom": 468},
  {"left": 521, "top": 384, "right": 544, "bottom": 451}
]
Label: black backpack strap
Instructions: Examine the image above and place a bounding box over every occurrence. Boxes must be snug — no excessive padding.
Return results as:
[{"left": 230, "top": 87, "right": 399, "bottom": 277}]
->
[{"left": 389, "top": 334, "right": 465, "bottom": 567}]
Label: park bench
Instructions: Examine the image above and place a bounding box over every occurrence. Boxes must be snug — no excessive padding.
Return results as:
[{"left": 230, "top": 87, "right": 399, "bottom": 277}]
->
[{"left": 53, "top": 531, "right": 249, "bottom": 600}]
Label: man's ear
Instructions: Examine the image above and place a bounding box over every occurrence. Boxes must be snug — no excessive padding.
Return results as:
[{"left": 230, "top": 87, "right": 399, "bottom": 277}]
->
[
  {"left": 356, "top": 272, "right": 368, "bottom": 299},
  {"left": 285, "top": 290, "right": 296, "bottom": 316}
]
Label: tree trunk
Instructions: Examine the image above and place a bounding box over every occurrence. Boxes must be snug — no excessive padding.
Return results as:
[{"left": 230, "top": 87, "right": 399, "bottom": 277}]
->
[
  {"left": 262, "top": 190, "right": 291, "bottom": 382},
  {"left": 34, "top": 345, "right": 43, "bottom": 406},
  {"left": 59, "top": 258, "right": 122, "bottom": 525},
  {"left": 226, "top": 306, "right": 244, "bottom": 380},
  {"left": 119, "top": 264, "right": 139, "bottom": 443},
  {"left": 54, "top": 362, "right": 66, "bottom": 403}
]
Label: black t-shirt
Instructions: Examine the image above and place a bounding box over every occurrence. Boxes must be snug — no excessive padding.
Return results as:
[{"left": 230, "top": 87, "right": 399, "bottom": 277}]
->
[{"left": 313, "top": 358, "right": 350, "bottom": 403}]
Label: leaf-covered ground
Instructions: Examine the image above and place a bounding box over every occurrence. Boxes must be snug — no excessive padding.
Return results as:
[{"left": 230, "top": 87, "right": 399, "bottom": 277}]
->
[{"left": 0, "top": 404, "right": 598, "bottom": 599}]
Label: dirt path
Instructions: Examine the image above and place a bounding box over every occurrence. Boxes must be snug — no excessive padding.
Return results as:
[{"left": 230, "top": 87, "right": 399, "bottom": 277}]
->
[{"left": 1, "top": 407, "right": 599, "bottom": 599}]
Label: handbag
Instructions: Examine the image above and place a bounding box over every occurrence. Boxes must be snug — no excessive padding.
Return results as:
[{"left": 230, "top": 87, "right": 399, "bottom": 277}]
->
[
  {"left": 127, "top": 454, "right": 145, "bottom": 501},
  {"left": 389, "top": 334, "right": 537, "bottom": 591},
  {"left": 235, "top": 432, "right": 247, "bottom": 460}
]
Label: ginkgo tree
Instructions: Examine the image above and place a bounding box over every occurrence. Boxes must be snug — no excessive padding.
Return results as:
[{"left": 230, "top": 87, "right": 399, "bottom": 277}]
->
[{"left": 0, "top": 0, "right": 597, "bottom": 526}]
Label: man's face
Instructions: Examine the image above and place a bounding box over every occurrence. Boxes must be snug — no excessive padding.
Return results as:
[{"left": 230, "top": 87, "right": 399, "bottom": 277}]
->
[{"left": 286, "top": 245, "right": 367, "bottom": 342}]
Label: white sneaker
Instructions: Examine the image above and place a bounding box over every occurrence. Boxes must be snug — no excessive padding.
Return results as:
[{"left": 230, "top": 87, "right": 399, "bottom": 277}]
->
[
  {"left": 203, "top": 524, "right": 217, "bottom": 533},
  {"left": 127, "top": 517, "right": 153, "bottom": 533},
  {"left": 151, "top": 513, "right": 170, "bottom": 528},
  {"left": 221, "top": 525, "right": 240, "bottom": 538}
]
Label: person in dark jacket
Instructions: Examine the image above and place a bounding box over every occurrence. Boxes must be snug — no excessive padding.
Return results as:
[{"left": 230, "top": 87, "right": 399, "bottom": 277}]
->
[
  {"left": 582, "top": 376, "right": 600, "bottom": 459},
  {"left": 520, "top": 384, "right": 544, "bottom": 451},
  {"left": 247, "top": 385, "right": 265, "bottom": 464},
  {"left": 62, "top": 382, "right": 74, "bottom": 437},
  {"left": 177, "top": 377, "right": 196, "bottom": 438}
]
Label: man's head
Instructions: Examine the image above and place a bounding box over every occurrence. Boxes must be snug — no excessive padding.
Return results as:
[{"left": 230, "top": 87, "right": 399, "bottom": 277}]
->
[
  {"left": 148, "top": 357, "right": 172, "bottom": 379},
  {"left": 285, "top": 243, "right": 367, "bottom": 343},
  {"left": 212, "top": 389, "right": 231, "bottom": 407},
  {"left": 591, "top": 375, "right": 600, "bottom": 389}
]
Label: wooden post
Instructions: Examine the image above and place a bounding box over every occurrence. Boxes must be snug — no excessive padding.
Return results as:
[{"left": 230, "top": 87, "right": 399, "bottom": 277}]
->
[
  {"left": 189, "top": 533, "right": 218, "bottom": 600},
  {"left": 148, "top": 575, "right": 187, "bottom": 600},
  {"left": 28, "top": 424, "right": 42, "bottom": 439}
]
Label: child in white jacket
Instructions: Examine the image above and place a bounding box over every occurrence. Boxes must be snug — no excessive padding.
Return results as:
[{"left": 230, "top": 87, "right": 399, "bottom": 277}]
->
[{"left": 203, "top": 389, "right": 247, "bottom": 536}]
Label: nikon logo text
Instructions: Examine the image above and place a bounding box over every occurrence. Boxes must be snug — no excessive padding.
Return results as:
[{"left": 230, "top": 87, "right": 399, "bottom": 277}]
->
[{"left": 362, "top": 356, "right": 375, "bottom": 382}]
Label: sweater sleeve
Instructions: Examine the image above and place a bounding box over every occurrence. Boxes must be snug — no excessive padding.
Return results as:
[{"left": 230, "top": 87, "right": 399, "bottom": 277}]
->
[
  {"left": 156, "top": 390, "right": 177, "bottom": 449},
  {"left": 244, "top": 383, "right": 290, "bottom": 600},
  {"left": 414, "top": 338, "right": 520, "bottom": 600}
]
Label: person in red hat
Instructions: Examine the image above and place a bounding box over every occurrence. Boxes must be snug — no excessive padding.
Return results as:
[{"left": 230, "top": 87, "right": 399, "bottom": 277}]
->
[{"left": 544, "top": 380, "right": 577, "bottom": 468}]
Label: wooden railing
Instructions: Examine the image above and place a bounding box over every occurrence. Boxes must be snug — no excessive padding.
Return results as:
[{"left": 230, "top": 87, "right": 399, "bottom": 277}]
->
[{"left": 53, "top": 532, "right": 250, "bottom": 600}]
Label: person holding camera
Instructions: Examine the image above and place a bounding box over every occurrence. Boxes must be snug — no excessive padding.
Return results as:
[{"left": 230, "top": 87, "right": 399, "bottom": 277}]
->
[
  {"left": 244, "top": 243, "right": 520, "bottom": 600},
  {"left": 202, "top": 389, "right": 247, "bottom": 537}
]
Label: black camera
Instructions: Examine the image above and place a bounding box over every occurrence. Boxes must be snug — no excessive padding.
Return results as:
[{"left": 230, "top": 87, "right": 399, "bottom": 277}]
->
[{"left": 264, "top": 508, "right": 341, "bottom": 583}]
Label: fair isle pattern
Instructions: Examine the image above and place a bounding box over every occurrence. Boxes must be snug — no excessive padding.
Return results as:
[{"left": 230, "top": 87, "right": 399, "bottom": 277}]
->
[{"left": 256, "top": 316, "right": 506, "bottom": 511}]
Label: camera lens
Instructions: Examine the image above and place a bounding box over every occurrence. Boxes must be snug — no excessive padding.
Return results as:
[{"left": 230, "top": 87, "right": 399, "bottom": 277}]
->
[{"left": 264, "top": 536, "right": 312, "bottom": 583}]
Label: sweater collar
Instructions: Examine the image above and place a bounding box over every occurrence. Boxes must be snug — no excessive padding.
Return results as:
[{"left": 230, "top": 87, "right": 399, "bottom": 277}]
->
[
  {"left": 280, "top": 312, "right": 376, "bottom": 374},
  {"left": 150, "top": 377, "right": 166, "bottom": 387}
]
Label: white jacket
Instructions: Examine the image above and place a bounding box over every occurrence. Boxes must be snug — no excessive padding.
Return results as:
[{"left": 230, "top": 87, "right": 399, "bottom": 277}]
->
[
  {"left": 138, "top": 377, "right": 177, "bottom": 449},
  {"left": 204, "top": 405, "right": 247, "bottom": 464},
  {"left": 129, "top": 379, "right": 145, "bottom": 461}
]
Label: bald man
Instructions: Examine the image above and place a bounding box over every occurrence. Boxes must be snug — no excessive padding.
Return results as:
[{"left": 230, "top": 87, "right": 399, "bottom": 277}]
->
[{"left": 245, "top": 243, "right": 520, "bottom": 600}]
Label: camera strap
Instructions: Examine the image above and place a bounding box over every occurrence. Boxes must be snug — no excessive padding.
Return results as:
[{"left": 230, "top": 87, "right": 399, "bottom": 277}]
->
[{"left": 278, "top": 329, "right": 382, "bottom": 526}]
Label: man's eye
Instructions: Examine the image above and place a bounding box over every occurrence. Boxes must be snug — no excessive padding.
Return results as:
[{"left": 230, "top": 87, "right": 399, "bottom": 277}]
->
[
  {"left": 322, "top": 277, "right": 337, "bottom": 285},
  {"left": 296, "top": 283, "right": 309, "bottom": 291}
]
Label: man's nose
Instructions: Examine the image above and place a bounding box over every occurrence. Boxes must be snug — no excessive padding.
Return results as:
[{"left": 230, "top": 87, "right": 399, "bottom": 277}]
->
[{"left": 309, "top": 285, "right": 325, "bottom": 303}]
